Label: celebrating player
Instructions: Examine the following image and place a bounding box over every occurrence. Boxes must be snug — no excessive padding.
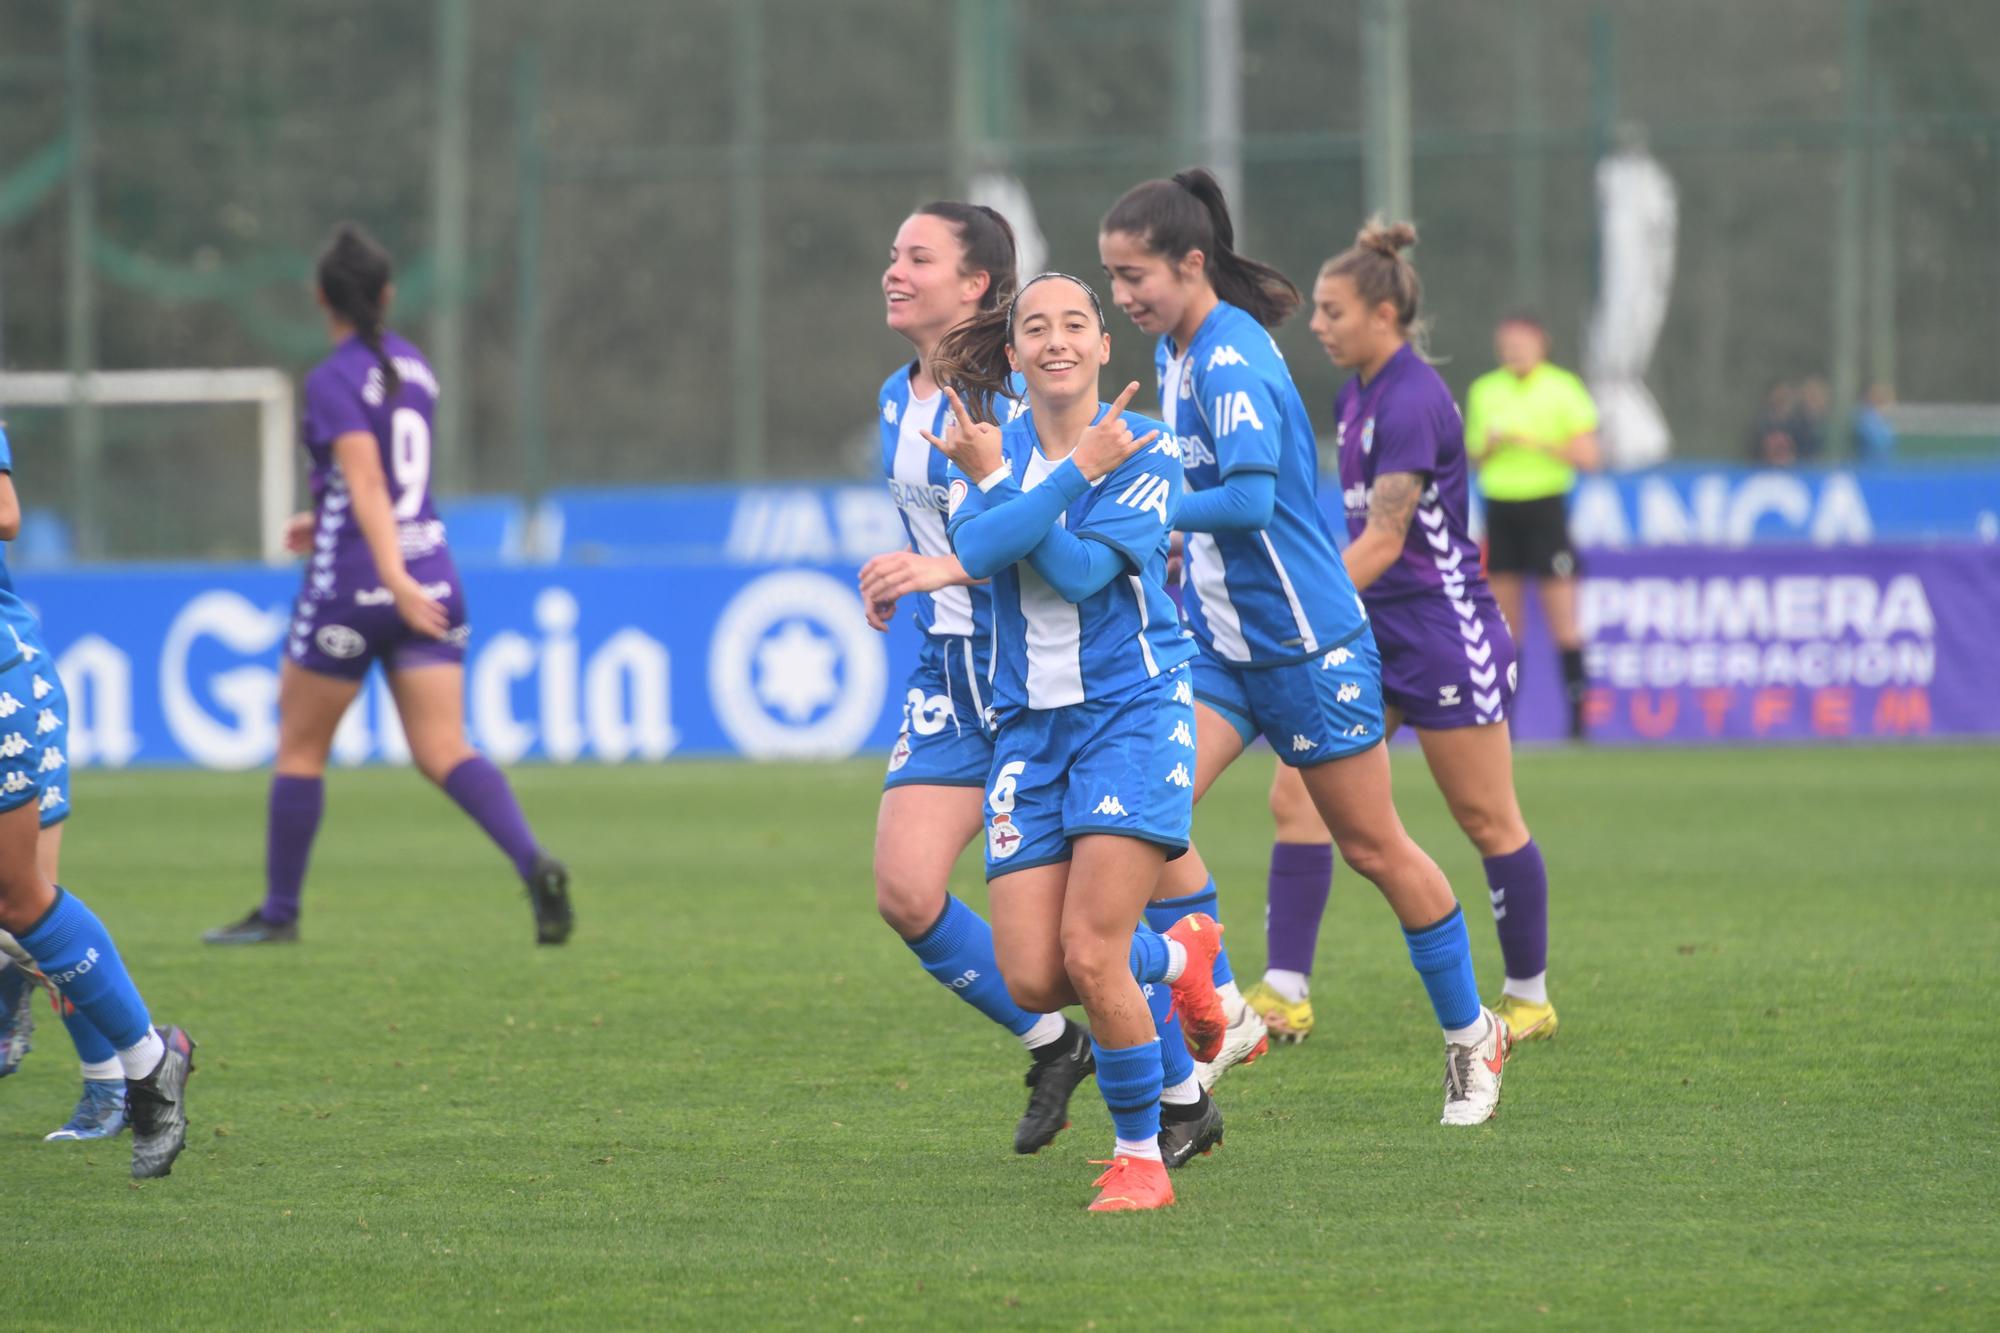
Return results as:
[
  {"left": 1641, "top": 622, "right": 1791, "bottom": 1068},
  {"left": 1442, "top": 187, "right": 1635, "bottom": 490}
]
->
[
  {"left": 0, "top": 430, "right": 195, "bottom": 1178},
  {"left": 0, "top": 424, "right": 139, "bottom": 1142},
  {"left": 1099, "top": 171, "right": 1513, "bottom": 1124},
  {"left": 857, "top": 203, "right": 1095, "bottom": 1155},
  {"left": 1313, "top": 222, "right": 1559, "bottom": 1040},
  {"left": 202, "top": 224, "right": 571, "bottom": 946},
  {"left": 931, "top": 272, "right": 1224, "bottom": 1211}
]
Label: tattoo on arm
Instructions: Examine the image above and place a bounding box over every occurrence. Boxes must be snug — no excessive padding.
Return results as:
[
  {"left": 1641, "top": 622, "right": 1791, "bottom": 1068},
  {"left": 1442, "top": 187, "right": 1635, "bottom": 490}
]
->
[{"left": 1365, "top": 472, "right": 1424, "bottom": 541}]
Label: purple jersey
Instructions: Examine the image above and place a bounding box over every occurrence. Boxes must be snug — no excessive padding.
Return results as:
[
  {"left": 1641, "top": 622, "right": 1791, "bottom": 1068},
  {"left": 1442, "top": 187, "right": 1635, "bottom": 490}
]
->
[
  {"left": 301, "top": 331, "right": 448, "bottom": 586},
  {"left": 1335, "top": 343, "right": 1485, "bottom": 606}
]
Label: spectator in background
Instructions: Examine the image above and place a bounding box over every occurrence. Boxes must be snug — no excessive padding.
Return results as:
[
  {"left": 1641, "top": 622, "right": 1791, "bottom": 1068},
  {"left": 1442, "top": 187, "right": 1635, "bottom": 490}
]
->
[
  {"left": 1853, "top": 381, "right": 1898, "bottom": 463},
  {"left": 1465, "top": 314, "right": 1600, "bottom": 740},
  {"left": 1790, "top": 376, "right": 1830, "bottom": 461},
  {"left": 1751, "top": 380, "right": 1801, "bottom": 465}
]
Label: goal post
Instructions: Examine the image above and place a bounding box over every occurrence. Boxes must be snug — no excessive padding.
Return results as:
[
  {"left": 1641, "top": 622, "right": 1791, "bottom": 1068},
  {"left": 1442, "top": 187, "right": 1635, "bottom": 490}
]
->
[{"left": 0, "top": 368, "right": 296, "bottom": 563}]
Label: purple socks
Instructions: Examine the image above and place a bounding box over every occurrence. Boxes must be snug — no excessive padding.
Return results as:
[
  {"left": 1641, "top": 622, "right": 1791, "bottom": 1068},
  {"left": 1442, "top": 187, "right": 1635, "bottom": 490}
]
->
[
  {"left": 260, "top": 774, "right": 325, "bottom": 924},
  {"left": 1264, "top": 841, "right": 1335, "bottom": 976},
  {"left": 443, "top": 756, "right": 542, "bottom": 881},
  {"left": 1483, "top": 838, "right": 1550, "bottom": 983}
]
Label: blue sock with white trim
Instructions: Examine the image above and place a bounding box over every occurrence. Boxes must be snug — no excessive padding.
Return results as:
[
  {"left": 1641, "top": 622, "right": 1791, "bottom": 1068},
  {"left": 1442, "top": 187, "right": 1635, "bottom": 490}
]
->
[
  {"left": 16, "top": 889, "right": 153, "bottom": 1053},
  {"left": 1091, "top": 1036, "right": 1163, "bottom": 1148},
  {"left": 1146, "top": 878, "right": 1234, "bottom": 987},
  {"left": 1129, "top": 925, "right": 1172, "bottom": 985},
  {"left": 905, "top": 896, "right": 1041, "bottom": 1037},
  {"left": 1145, "top": 980, "right": 1197, "bottom": 1097},
  {"left": 1403, "top": 905, "right": 1482, "bottom": 1033}
]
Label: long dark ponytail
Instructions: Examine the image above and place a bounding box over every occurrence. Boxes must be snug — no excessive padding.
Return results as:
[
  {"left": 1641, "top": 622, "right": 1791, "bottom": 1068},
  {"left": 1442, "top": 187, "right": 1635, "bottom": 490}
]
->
[
  {"left": 916, "top": 201, "right": 1021, "bottom": 424},
  {"left": 316, "top": 223, "right": 399, "bottom": 404},
  {"left": 1101, "top": 167, "right": 1301, "bottom": 329}
]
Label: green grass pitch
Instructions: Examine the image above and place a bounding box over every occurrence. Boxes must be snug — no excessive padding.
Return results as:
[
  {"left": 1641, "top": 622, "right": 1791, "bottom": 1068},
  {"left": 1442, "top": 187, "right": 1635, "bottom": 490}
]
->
[{"left": 5, "top": 745, "right": 1995, "bottom": 1329}]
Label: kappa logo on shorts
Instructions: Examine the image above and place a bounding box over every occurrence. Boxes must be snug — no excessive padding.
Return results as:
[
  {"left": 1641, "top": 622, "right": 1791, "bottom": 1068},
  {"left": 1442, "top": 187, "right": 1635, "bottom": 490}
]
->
[
  {"left": 1321, "top": 647, "right": 1353, "bottom": 670},
  {"left": 31, "top": 676, "right": 51, "bottom": 700},
  {"left": 0, "top": 693, "right": 20, "bottom": 718},
  {"left": 38, "top": 746, "right": 63, "bottom": 773},
  {"left": 315, "top": 624, "right": 367, "bottom": 660},
  {"left": 1165, "top": 763, "right": 1193, "bottom": 789},
  {"left": 0, "top": 732, "right": 26, "bottom": 759},
  {"left": 1291, "top": 735, "right": 1316, "bottom": 752},
  {"left": 34, "top": 708, "right": 59, "bottom": 737},
  {"left": 1, "top": 771, "right": 29, "bottom": 794},
  {"left": 1439, "top": 684, "right": 1460, "bottom": 706},
  {"left": 38, "top": 785, "right": 63, "bottom": 812},
  {"left": 1172, "top": 678, "right": 1192, "bottom": 706},
  {"left": 1169, "top": 719, "right": 1193, "bottom": 748},
  {"left": 988, "top": 813, "right": 1023, "bottom": 860},
  {"left": 1336, "top": 682, "right": 1361, "bottom": 704},
  {"left": 1346, "top": 723, "right": 1370, "bottom": 738},
  {"left": 1093, "top": 796, "right": 1128, "bottom": 817}
]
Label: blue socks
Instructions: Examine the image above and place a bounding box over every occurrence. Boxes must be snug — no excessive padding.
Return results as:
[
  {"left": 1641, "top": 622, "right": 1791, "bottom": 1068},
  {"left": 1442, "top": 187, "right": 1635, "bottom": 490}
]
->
[
  {"left": 1145, "top": 981, "right": 1196, "bottom": 1091},
  {"left": 1128, "top": 924, "right": 1172, "bottom": 985},
  {"left": 906, "top": 896, "right": 1040, "bottom": 1038},
  {"left": 59, "top": 995, "right": 119, "bottom": 1067},
  {"left": 1403, "top": 905, "right": 1482, "bottom": 1033},
  {"left": 16, "top": 889, "right": 153, "bottom": 1052},
  {"left": 1146, "top": 878, "right": 1234, "bottom": 986},
  {"left": 1091, "top": 1036, "right": 1163, "bottom": 1144}
]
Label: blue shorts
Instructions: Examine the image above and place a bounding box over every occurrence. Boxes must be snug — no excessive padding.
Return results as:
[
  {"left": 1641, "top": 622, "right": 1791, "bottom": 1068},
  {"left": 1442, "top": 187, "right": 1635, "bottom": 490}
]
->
[
  {"left": 1192, "top": 630, "right": 1384, "bottom": 766},
  {"left": 0, "top": 638, "right": 70, "bottom": 826},
  {"left": 982, "top": 665, "right": 1195, "bottom": 878},
  {"left": 883, "top": 636, "right": 995, "bottom": 790}
]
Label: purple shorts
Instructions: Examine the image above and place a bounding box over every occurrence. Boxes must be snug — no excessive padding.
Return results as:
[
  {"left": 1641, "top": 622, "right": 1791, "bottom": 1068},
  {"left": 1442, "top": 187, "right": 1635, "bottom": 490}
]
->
[
  {"left": 285, "top": 554, "right": 469, "bottom": 681},
  {"left": 1368, "top": 590, "right": 1518, "bottom": 730}
]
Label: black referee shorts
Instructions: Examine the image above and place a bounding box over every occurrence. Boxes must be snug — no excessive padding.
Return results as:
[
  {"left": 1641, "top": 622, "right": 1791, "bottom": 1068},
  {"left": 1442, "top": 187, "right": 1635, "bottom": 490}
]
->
[{"left": 1484, "top": 494, "right": 1581, "bottom": 579}]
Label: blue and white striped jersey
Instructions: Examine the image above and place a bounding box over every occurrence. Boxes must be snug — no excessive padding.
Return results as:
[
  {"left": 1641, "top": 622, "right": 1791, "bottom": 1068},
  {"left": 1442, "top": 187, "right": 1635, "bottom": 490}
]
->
[
  {"left": 876, "top": 365, "right": 1030, "bottom": 664},
  {"left": 1157, "top": 301, "right": 1368, "bottom": 665},
  {"left": 0, "top": 425, "right": 43, "bottom": 671},
  {"left": 948, "top": 404, "right": 1194, "bottom": 712}
]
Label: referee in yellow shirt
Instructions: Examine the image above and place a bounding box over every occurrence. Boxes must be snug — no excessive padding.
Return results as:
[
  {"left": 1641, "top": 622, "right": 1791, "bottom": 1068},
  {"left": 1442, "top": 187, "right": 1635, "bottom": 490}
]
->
[{"left": 1464, "top": 315, "right": 1601, "bottom": 739}]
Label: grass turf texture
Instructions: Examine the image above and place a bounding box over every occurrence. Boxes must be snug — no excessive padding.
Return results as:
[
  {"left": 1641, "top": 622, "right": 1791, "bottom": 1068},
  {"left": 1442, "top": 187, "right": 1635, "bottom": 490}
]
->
[{"left": 4, "top": 745, "right": 1995, "bottom": 1329}]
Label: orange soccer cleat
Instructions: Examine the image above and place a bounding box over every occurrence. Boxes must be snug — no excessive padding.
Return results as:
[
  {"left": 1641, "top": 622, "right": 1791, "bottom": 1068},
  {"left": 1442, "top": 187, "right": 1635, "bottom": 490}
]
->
[
  {"left": 1087, "top": 1155, "right": 1175, "bottom": 1212},
  {"left": 1163, "top": 913, "right": 1227, "bottom": 1061}
]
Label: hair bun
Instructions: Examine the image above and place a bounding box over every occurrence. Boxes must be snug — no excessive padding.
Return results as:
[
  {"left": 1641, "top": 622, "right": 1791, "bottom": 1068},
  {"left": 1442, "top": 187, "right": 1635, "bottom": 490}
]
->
[{"left": 1355, "top": 217, "right": 1418, "bottom": 257}]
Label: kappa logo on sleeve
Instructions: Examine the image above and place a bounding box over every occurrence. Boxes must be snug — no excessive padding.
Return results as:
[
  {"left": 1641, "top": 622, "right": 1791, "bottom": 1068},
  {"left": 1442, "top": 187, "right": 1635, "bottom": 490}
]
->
[{"left": 1205, "top": 345, "right": 1248, "bottom": 371}]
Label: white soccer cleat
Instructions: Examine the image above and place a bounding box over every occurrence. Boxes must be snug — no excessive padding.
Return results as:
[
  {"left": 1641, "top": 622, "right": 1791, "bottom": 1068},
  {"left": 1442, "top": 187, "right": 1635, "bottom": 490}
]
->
[
  {"left": 1440, "top": 1008, "right": 1511, "bottom": 1126},
  {"left": 1196, "top": 1000, "right": 1270, "bottom": 1092}
]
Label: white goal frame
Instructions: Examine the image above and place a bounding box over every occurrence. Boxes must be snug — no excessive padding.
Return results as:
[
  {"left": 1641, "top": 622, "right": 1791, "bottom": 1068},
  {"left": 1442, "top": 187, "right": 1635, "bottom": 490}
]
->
[{"left": 0, "top": 368, "right": 296, "bottom": 563}]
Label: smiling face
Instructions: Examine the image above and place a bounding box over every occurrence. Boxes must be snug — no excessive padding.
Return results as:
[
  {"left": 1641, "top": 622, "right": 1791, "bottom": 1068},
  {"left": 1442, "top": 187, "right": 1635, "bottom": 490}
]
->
[
  {"left": 882, "top": 212, "right": 989, "bottom": 351},
  {"left": 1307, "top": 271, "right": 1394, "bottom": 372},
  {"left": 1098, "top": 229, "right": 1203, "bottom": 340},
  {"left": 1004, "top": 277, "right": 1110, "bottom": 407}
]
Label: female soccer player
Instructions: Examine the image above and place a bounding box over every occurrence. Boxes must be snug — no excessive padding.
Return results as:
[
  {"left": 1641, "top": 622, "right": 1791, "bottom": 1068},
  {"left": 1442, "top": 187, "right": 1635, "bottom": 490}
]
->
[
  {"left": 0, "top": 423, "right": 135, "bottom": 1142},
  {"left": 855, "top": 203, "right": 1095, "bottom": 1156},
  {"left": 930, "top": 272, "right": 1224, "bottom": 1211},
  {"left": 0, "top": 429, "right": 194, "bottom": 1178},
  {"left": 1313, "top": 223, "right": 1558, "bottom": 1040},
  {"left": 1463, "top": 315, "right": 1600, "bottom": 739},
  {"left": 202, "top": 224, "right": 571, "bottom": 946},
  {"left": 1099, "top": 171, "right": 1512, "bottom": 1124}
]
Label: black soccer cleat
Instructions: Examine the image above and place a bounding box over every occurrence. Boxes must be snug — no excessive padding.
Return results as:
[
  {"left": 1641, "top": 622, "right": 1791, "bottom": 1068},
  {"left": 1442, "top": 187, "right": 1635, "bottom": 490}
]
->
[
  {"left": 1014, "top": 1018, "right": 1095, "bottom": 1155},
  {"left": 201, "top": 909, "right": 299, "bottom": 946},
  {"left": 527, "top": 853, "right": 573, "bottom": 945},
  {"left": 127, "top": 1025, "right": 195, "bottom": 1180},
  {"left": 1158, "top": 1086, "right": 1224, "bottom": 1169}
]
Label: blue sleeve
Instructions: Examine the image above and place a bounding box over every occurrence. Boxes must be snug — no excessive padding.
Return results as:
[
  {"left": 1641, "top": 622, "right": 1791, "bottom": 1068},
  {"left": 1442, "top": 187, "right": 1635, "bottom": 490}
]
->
[
  {"left": 1196, "top": 352, "right": 1284, "bottom": 478},
  {"left": 1024, "top": 529, "right": 1130, "bottom": 603},
  {"left": 1074, "top": 420, "right": 1182, "bottom": 570},
  {"left": 947, "top": 458, "right": 1089, "bottom": 580},
  {"left": 0, "top": 425, "right": 11, "bottom": 472},
  {"left": 1175, "top": 468, "right": 1275, "bottom": 532}
]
